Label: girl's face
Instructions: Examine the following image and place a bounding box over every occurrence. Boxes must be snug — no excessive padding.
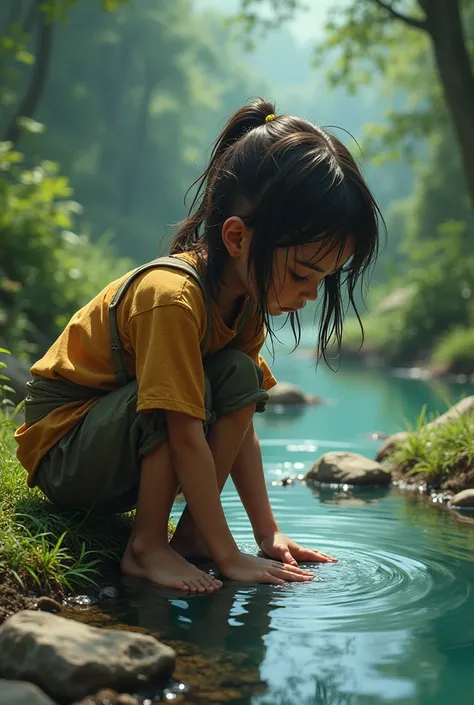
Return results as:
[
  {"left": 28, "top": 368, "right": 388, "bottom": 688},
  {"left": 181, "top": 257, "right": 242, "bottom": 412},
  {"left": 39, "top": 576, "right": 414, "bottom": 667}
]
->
[
  {"left": 221, "top": 218, "right": 354, "bottom": 316},
  {"left": 265, "top": 239, "right": 354, "bottom": 316}
]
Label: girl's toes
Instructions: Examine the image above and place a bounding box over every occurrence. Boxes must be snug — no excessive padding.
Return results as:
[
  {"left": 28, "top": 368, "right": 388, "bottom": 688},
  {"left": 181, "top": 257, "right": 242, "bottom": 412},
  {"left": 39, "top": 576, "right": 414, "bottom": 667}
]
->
[{"left": 197, "top": 576, "right": 214, "bottom": 591}]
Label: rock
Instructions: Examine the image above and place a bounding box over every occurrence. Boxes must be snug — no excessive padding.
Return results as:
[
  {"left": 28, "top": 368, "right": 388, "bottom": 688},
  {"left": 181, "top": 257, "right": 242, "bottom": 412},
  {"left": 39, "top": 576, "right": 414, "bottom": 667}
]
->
[
  {"left": 99, "top": 586, "right": 119, "bottom": 601},
  {"left": 266, "top": 382, "right": 321, "bottom": 405},
  {"left": 427, "top": 395, "right": 474, "bottom": 428},
  {"left": 306, "top": 451, "right": 392, "bottom": 486},
  {"left": 375, "top": 431, "right": 410, "bottom": 462},
  {"left": 0, "top": 611, "right": 175, "bottom": 701},
  {"left": 116, "top": 694, "right": 141, "bottom": 705},
  {"left": 450, "top": 489, "right": 474, "bottom": 508},
  {"left": 0, "top": 680, "right": 57, "bottom": 705},
  {"left": 35, "top": 597, "right": 62, "bottom": 613},
  {"left": 376, "top": 396, "right": 474, "bottom": 463}
]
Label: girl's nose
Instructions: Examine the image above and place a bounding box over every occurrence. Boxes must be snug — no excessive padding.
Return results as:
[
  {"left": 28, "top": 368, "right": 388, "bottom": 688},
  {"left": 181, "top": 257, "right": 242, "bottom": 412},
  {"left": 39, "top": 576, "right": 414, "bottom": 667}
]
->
[{"left": 303, "top": 284, "right": 319, "bottom": 302}]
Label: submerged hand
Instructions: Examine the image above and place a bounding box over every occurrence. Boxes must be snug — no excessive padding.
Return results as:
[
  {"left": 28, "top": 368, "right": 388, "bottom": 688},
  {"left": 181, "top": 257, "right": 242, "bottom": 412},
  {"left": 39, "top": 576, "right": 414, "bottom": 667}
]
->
[
  {"left": 259, "top": 532, "right": 338, "bottom": 565},
  {"left": 219, "top": 551, "right": 314, "bottom": 585}
]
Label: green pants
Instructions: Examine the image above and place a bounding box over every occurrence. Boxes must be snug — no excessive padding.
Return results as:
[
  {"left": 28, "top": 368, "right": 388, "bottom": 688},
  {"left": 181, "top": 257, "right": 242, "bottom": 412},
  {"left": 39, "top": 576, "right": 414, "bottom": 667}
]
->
[{"left": 35, "top": 350, "right": 268, "bottom": 514}]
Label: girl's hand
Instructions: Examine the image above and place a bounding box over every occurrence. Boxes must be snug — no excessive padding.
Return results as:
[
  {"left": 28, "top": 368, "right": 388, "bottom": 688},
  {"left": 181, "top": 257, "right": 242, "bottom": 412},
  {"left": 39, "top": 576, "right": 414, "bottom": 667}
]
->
[
  {"left": 219, "top": 551, "right": 314, "bottom": 585},
  {"left": 259, "top": 532, "right": 338, "bottom": 565}
]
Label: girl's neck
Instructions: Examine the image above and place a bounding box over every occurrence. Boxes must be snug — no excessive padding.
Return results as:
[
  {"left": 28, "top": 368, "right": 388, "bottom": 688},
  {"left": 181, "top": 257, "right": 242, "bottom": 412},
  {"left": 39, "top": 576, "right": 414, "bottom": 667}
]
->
[{"left": 215, "top": 259, "right": 248, "bottom": 328}]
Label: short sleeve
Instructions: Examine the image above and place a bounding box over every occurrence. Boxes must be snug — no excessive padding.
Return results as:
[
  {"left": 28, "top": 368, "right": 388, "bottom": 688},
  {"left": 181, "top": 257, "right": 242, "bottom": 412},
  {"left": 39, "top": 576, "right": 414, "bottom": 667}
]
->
[{"left": 128, "top": 304, "right": 207, "bottom": 419}]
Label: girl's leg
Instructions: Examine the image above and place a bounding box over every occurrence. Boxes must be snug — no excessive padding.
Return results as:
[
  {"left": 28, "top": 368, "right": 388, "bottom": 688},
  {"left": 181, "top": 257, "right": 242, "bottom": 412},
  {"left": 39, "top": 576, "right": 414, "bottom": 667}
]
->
[
  {"left": 171, "top": 350, "right": 268, "bottom": 558},
  {"left": 121, "top": 441, "right": 222, "bottom": 593},
  {"left": 35, "top": 381, "right": 222, "bottom": 593},
  {"left": 170, "top": 403, "right": 255, "bottom": 557}
]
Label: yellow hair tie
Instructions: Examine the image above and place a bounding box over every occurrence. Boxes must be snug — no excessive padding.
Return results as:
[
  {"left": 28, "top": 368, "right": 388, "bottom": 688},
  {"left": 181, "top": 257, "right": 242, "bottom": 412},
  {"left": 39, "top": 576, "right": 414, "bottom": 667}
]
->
[{"left": 265, "top": 113, "right": 276, "bottom": 123}]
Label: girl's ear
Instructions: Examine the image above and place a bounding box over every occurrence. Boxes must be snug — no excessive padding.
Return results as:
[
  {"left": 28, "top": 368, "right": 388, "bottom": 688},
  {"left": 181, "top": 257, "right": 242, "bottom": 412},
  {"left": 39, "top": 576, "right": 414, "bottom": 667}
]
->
[{"left": 221, "top": 216, "right": 251, "bottom": 258}]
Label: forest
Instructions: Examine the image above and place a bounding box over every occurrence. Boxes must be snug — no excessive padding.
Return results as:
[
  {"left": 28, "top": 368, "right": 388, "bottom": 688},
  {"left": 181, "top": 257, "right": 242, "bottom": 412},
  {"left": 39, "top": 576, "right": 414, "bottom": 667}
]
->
[{"left": 1, "top": 0, "right": 473, "bottom": 375}]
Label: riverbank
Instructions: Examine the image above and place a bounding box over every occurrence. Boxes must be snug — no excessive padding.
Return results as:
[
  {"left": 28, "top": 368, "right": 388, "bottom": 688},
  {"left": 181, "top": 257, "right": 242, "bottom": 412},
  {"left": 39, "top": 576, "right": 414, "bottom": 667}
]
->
[
  {"left": 377, "top": 399, "right": 474, "bottom": 499},
  {"left": 340, "top": 316, "right": 474, "bottom": 380}
]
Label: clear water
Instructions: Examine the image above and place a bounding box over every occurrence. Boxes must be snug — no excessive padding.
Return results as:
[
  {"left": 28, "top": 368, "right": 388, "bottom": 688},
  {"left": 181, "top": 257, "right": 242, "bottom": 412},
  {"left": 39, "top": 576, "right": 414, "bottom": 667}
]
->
[{"left": 102, "top": 350, "right": 474, "bottom": 705}]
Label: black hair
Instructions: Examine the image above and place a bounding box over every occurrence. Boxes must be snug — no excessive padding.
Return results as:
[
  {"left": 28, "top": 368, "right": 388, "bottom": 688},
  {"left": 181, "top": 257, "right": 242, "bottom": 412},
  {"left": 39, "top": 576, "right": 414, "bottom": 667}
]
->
[{"left": 170, "top": 97, "right": 382, "bottom": 363}]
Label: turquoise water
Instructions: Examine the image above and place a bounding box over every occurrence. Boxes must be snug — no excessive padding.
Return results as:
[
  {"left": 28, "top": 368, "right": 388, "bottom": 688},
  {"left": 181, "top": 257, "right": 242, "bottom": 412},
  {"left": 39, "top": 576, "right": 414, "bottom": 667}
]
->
[{"left": 104, "top": 350, "right": 474, "bottom": 705}]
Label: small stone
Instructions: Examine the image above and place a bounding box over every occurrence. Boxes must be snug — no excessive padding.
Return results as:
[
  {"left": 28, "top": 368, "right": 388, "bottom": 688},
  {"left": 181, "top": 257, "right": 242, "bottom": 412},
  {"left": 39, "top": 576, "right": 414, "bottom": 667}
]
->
[
  {"left": 116, "top": 695, "right": 140, "bottom": 705},
  {"left": 36, "top": 597, "right": 62, "bottom": 613},
  {"left": 95, "top": 689, "right": 118, "bottom": 704},
  {"left": 375, "top": 432, "right": 410, "bottom": 462},
  {"left": 266, "top": 382, "right": 322, "bottom": 405},
  {"left": 450, "top": 489, "right": 474, "bottom": 508},
  {"left": 99, "top": 586, "right": 119, "bottom": 601},
  {"left": 0, "top": 680, "right": 57, "bottom": 705},
  {"left": 306, "top": 451, "right": 391, "bottom": 486}
]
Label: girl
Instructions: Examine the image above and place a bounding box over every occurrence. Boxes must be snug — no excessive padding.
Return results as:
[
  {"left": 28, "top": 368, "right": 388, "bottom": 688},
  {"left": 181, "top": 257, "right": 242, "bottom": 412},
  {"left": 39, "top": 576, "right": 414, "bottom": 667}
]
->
[{"left": 15, "top": 99, "right": 380, "bottom": 594}]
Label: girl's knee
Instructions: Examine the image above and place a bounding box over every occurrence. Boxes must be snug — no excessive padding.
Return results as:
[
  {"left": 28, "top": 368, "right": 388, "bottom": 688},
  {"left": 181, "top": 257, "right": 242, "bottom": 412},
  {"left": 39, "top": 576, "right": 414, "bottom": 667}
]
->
[{"left": 205, "top": 349, "right": 267, "bottom": 418}]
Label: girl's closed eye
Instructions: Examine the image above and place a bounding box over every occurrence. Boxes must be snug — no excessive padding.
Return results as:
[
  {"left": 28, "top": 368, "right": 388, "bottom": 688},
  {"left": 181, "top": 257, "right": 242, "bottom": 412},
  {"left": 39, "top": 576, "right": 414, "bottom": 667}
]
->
[{"left": 289, "top": 269, "right": 308, "bottom": 283}]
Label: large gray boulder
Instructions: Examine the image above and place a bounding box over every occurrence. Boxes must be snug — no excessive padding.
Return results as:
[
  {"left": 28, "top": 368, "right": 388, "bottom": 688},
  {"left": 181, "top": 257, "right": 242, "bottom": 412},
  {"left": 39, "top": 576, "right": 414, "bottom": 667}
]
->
[
  {"left": 449, "top": 489, "right": 474, "bottom": 508},
  {"left": 306, "top": 451, "right": 392, "bottom": 486},
  {"left": 267, "top": 382, "right": 321, "bottom": 405},
  {"left": 0, "top": 680, "right": 56, "bottom": 705},
  {"left": 376, "top": 396, "right": 474, "bottom": 462},
  {"left": 0, "top": 611, "right": 175, "bottom": 702}
]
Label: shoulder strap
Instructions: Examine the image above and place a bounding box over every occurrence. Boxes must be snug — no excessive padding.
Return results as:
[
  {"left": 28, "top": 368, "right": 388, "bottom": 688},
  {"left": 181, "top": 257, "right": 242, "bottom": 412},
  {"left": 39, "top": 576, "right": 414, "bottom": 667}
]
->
[{"left": 108, "top": 255, "right": 212, "bottom": 386}]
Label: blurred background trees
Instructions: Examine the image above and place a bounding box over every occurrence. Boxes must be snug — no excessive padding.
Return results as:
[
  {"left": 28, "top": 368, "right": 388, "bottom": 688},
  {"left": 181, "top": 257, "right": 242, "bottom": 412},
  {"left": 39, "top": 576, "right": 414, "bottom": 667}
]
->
[{"left": 0, "top": 0, "right": 473, "bottom": 375}]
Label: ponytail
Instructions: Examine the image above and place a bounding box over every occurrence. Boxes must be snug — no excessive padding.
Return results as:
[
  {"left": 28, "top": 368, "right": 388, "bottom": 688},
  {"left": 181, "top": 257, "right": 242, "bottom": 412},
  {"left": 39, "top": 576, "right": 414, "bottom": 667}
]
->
[{"left": 170, "top": 98, "right": 276, "bottom": 254}]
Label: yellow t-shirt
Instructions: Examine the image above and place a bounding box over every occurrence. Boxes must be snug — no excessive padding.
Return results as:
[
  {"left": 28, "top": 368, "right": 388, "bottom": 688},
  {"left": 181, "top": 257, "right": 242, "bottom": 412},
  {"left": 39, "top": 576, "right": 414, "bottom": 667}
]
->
[{"left": 15, "top": 254, "right": 277, "bottom": 485}]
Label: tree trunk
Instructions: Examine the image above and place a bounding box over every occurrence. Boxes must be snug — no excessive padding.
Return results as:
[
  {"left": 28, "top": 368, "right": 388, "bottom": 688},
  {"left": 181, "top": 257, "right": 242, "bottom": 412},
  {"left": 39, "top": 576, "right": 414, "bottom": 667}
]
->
[
  {"left": 422, "top": 0, "right": 474, "bottom": 208},
  {"left": 3, "top": 1, "right": 54, "bottom": 144},
  {"left": 119, "top": 54, "right": 160, "bottom": 217}
]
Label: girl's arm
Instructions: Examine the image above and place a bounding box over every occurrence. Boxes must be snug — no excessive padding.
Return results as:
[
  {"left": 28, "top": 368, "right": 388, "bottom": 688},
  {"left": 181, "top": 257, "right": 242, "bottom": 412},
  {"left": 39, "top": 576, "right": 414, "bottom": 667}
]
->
[
  {"left": 232, "top": 422, "right": 338, "bottom": 565},
  {"left": 166, "top": 411, "right": 239, "bottom": 565},
  {"left": 230, "top": 422, "right": 280, "bottom": 546},
  {"left": 167, "top": 412, "right": 315, "bottom": 581}
]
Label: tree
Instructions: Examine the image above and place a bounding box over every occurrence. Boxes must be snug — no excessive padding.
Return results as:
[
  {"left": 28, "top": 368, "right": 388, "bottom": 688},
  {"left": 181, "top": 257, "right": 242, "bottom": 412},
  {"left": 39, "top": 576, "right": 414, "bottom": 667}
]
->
[
  {"left": 239, "top": 0, "right": 474, "bottom": 209},
  {"left": 0, "top": 0, "right": 126, "bottom": 145}
]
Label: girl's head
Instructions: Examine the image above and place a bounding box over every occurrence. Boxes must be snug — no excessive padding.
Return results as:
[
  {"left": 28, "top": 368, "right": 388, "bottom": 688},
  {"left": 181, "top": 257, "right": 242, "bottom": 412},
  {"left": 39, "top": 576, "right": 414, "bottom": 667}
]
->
[{"left": 171, "top": 98, "right": 382, "bottom": 361}]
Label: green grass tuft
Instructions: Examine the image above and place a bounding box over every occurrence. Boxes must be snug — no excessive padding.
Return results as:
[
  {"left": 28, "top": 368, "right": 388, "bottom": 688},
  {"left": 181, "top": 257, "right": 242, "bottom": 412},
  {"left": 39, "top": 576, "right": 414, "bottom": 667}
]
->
[{"left": 390, "top": 406, "right": 474, "bottom": 484}]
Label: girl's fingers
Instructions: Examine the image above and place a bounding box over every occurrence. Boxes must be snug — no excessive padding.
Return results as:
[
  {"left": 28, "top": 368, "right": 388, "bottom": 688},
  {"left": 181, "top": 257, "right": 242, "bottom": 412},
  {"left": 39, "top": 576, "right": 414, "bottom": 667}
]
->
[
  {"left": 271, "top": 562, "right": 313, "bottom": 577},
  {"left": 273, "top": 567, "right": 313, "bottom": 582},
  {"left": 274, "top": 545, "right": 298, "bottom": 565},
  {"left": 296, "top": 548, "right": 338, "bottom": 563}
]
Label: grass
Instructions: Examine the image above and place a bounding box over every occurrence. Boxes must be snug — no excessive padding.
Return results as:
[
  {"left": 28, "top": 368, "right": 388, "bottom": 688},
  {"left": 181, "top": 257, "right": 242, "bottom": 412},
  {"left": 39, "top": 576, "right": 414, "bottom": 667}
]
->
[
  {"left": 388, "top": 405, "right": 474, "bottom": 488},
  {"left": 0, "top": 406, "right": 136, "bottom": 595}
]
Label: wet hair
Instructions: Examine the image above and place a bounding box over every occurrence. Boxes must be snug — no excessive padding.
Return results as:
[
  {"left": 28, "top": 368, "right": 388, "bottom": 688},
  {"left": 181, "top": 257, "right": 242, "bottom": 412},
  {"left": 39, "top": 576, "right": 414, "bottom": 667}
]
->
[{"left": 170, "top": 97, "right": 382, "bottom": 364}]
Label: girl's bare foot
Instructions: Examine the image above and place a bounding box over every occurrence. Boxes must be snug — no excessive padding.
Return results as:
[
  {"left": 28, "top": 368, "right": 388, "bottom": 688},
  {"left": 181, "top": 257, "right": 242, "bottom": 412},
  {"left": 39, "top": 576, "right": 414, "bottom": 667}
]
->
[{"left": 121, "top": 538, "right": 222, "bottom": 593}]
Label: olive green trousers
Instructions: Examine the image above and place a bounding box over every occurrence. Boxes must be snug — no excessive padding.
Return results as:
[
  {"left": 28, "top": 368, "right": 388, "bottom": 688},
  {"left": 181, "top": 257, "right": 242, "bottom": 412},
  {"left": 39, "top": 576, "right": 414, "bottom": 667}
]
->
[{"left": 34, "top": 350, "right": 267, "bottom": 514}]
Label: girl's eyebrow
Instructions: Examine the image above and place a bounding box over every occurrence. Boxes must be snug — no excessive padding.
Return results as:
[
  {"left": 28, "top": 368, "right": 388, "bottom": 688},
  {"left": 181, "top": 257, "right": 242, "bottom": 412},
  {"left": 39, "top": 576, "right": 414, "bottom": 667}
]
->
[{"left": 296, "top": 259, "right": 327, "bottom": 274}]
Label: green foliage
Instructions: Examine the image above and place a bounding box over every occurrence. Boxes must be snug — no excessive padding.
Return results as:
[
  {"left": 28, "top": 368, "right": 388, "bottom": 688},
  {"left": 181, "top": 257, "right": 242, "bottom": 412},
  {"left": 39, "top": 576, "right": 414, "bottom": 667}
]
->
[
  {"left": 432, "top": 327, "right": 474, "bottom": 373},
  {"left": 0, "top": 141, "right": 131, "bottom": 357},
  {"left": 389, "top": 408, "right": 474, "bottom": 483},
  {"left": 21, "top": 0, "right": 264, "bottom": 262}
]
